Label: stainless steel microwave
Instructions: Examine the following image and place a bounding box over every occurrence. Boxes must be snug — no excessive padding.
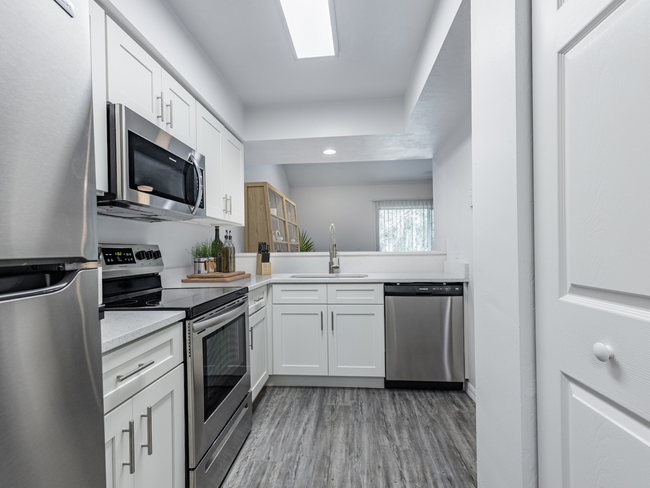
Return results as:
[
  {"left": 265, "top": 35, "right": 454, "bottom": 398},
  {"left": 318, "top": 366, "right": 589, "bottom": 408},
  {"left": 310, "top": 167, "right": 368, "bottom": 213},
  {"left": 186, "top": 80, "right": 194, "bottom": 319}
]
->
[{"left": 97, "top": 103, "right": 206, "bottom": 222}]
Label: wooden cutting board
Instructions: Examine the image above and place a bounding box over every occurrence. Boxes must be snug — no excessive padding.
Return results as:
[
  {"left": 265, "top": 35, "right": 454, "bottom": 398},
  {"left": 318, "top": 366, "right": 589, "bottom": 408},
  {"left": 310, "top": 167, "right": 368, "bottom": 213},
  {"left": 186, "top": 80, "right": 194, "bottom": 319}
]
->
[
  {"left": 181, "top": 273, "right": 251, "bottom": 283},
  {"left": 186, "top": 271, "right": 245, "bottom": 279}
]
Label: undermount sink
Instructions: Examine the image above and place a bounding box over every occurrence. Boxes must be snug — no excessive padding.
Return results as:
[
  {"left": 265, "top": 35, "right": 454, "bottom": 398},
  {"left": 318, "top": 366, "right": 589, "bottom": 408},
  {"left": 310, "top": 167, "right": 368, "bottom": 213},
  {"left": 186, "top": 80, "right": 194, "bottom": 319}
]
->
[{"left": 290, "top": 273, "right": 369, "bottom": 279}]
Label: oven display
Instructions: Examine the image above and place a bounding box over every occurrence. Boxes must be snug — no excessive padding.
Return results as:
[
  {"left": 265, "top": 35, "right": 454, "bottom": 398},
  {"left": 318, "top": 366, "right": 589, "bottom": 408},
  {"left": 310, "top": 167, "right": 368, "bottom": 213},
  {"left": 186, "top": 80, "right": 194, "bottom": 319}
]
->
[{"left": 102, "top": 248, "right": 136, "bottom": 265}]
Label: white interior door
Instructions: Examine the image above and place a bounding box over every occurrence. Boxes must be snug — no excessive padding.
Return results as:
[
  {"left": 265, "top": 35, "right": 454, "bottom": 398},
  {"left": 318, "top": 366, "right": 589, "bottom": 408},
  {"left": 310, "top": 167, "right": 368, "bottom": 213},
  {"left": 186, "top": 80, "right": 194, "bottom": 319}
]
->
[
  {"left": 106, "top": 17, "right": 162, "bottom": 125},
  {"left": 533, "top": 0, "right": 650, "bottom": 486}
]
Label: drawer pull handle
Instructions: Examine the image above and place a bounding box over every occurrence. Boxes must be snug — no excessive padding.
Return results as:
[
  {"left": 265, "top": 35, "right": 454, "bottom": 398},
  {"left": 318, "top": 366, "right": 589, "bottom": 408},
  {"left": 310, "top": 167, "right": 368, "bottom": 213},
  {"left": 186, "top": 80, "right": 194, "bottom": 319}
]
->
[
  {"left": 254, "top": 297, "right": 264, "bottom": 303},
  {"left": 141, "top": 406, "right": 153, "bottom": 455},
  {"left": 117, "top": 360, "right": 155, "bottom": 382}
]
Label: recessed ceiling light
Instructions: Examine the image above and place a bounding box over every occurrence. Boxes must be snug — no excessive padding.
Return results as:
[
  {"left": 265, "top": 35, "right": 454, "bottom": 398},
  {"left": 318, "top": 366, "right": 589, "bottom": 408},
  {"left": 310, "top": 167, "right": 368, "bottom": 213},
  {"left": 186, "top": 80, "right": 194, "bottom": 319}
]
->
[
  {"left": 323, "top": 149, "right": 336, "bottom": 155},
  {"left": 279, "top": 0, "right": 337, "bottom": 59}
]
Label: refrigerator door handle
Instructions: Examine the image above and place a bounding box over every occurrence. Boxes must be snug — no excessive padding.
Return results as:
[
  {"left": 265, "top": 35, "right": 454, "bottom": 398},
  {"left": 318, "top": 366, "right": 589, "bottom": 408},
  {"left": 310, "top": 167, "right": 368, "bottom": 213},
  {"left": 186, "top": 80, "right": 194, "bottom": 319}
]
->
[{"left": 0, "top": 270, "right": 79, "bottom": 303}]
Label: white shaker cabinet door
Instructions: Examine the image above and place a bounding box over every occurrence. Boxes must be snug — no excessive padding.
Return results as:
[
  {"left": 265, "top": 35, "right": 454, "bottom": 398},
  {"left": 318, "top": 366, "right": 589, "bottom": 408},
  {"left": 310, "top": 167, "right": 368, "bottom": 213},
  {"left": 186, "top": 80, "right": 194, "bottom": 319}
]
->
[
  {"left": 221, "top": 131, "right": 245, "bottom": 225},
  {"left": 328, "top": 305, "right": 385, "bottom": 377},
  {"left": 106, "top": 17, "right": 162, "bottom": 125},
  {"left": 162, "top": 70, "right": 196, "bottom": 148},
  {"left": 196, "top": 103, "right": 225, "bottom": 219},
  {"left": 273, "top": 305, "right": 328, "bottom": 376},
  {"left": 132, "top": 365, "right": 185, "bottom": 488},
  {"left": 104, "top": 400, "right": 135, "bottom": 488},
  {"left": 250, "top": 308, "right": 270, "bottom": 400}
]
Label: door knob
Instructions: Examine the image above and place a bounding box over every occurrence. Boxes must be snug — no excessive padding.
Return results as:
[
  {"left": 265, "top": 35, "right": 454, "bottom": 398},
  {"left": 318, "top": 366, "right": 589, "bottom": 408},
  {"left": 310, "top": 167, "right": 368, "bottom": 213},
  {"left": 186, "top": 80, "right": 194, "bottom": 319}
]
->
[{"left": 593, "top": 342, "right": 614, "bottom": 362}]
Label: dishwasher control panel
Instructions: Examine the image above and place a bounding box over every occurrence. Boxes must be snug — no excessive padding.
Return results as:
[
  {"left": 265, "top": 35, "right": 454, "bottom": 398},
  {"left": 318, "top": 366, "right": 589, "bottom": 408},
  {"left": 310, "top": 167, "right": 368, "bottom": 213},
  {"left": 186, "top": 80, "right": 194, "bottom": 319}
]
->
[{"left": 384, "top": 283, "right": 464, "bottom": 296}]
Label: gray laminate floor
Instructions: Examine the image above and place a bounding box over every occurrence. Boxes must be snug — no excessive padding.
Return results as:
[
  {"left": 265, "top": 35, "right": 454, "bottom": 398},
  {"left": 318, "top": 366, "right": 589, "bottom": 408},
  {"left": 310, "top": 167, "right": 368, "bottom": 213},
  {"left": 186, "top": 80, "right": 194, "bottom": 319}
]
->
[{"left": 222, "top": 387, "right": 476, "bottom": 488}]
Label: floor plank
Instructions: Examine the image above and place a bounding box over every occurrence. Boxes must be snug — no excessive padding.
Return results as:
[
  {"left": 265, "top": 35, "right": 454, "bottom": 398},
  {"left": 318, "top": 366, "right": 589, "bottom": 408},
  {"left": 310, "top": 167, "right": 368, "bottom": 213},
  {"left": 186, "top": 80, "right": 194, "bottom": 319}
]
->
[{"left": 222, "top": 387, "right": 477, "bottom": 488}]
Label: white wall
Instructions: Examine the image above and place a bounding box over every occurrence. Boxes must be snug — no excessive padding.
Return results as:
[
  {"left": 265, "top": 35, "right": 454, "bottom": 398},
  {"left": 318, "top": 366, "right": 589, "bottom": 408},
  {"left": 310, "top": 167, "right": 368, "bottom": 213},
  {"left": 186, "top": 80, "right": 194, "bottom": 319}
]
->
[
  {"left": 471, "top": 0, "right": 537, "bottom": 486},
  {"left": 291, "top": 182, "right": 433, "bottom": 252},
  {"left": 432, "top": 114, "right": 474, "bottom": 391},
  {"left": 98, "top": 0, "right": 244, "bottom": 137},
  {"left": 97, "top": 216, "right": 213, "bottom": 269}
]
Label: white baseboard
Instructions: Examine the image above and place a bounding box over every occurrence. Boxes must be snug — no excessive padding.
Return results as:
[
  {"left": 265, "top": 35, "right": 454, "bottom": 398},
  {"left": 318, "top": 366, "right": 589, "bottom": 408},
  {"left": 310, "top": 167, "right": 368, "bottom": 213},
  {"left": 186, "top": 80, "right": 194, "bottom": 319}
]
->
[
  {"left": 465, "top": 380, "right": 476, "bottom": 402},
  {"left": 266, "top": 375, "right": 385, "bottom": 389}
]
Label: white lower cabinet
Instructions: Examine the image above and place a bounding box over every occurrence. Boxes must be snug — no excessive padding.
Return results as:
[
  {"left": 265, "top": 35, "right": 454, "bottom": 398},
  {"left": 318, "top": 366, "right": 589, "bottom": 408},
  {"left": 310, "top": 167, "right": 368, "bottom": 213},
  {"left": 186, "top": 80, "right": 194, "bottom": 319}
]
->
[
  {"left": 273, "top": 304, "right": 329, "bottom": 376},
  {"left": 329, "top": 305, "right": 385, "bottom": 377},
  {"left": 272, "top": 301, "right": 385, "bottom": 377},
  {"left": 104, "top": 364, "right": 184, "bottom": 488},
  {"left": 249, "top": 307, "right": 270, "bottom": 400}
]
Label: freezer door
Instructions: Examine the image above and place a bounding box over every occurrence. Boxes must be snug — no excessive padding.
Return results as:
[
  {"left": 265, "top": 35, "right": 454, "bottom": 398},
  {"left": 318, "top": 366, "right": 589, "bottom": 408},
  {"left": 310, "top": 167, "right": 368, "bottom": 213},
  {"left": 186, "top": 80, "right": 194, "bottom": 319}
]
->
[
  {"left": 385, "top": 295, "right": 464, "bottom": 382},
  {"left": 0, "top": 0, "right": 96, "bottom": 262},
  {"left": 0, "top": 268, "right": 106, "bottom": 487}
]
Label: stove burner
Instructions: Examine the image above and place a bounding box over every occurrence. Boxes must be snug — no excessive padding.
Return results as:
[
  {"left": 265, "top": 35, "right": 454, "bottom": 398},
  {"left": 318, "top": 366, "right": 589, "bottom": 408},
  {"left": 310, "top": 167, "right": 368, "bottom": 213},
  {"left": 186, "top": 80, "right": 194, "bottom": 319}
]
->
[{"left": 145, "top": 299, "right": 162, "bottom": 306}]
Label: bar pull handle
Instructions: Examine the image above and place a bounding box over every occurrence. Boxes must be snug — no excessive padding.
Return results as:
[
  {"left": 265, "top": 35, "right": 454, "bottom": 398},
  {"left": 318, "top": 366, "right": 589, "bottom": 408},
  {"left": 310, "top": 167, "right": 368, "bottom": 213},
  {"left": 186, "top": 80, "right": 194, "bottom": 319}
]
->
[
  {"left": 331, "top": 311, "right": 334, "bottom": 332},
  {"left": 250, "top": 327, "right": 254, "bottom": 350},
  {"left": 117, "top": 360, "right": 154, "bottom": 382},
  {"left": 254, "top": 297, "right": 264, "bottom": 303},
  {"left": 321, "top": 311, "right": 323, "bottom": 331},
  {"left": 223, "top": 194, "right": 228, "bottom": 213},
  {"left": 229, "top": 195, "right": 233, "bottom": 215},
  {"left": 157, "top": 93, "right": 164, "bottom": 122},
  {"left": 166, "top": 99, "right": 173, "bottom": 128},
  {"left": 141, "top": 407, "right": 153, "bottom": 456},
  {"left": 123, "top": 420, "right": 135, "bottom": 474}
]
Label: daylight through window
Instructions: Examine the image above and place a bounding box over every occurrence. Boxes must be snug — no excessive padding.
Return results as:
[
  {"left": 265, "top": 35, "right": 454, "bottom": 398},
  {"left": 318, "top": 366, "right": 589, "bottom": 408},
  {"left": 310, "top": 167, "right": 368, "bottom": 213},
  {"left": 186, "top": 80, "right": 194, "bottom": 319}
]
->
[{"left": 375, "top": 199, "right": 434, "bottom": 252}]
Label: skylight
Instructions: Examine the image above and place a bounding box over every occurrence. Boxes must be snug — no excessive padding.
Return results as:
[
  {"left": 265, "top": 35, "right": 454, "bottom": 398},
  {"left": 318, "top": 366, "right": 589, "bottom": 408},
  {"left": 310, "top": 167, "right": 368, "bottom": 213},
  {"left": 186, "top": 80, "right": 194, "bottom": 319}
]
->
[{"left": 279, "top": 0, "right": 336, "bottom": 59}]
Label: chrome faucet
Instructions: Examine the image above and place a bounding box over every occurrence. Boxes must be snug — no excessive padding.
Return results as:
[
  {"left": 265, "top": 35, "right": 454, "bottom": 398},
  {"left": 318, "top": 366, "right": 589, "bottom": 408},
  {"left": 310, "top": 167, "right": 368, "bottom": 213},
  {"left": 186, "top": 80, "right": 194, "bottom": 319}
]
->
[{"left": 329, "top": 223, "right": 340, "bottom": 274}]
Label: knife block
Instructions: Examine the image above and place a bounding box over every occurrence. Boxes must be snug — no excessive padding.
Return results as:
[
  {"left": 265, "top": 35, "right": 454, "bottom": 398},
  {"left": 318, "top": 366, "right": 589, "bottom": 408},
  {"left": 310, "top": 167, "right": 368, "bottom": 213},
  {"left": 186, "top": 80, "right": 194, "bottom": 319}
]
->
[{"left": 256, "top": 253, "right": 271, "bottom": 275}]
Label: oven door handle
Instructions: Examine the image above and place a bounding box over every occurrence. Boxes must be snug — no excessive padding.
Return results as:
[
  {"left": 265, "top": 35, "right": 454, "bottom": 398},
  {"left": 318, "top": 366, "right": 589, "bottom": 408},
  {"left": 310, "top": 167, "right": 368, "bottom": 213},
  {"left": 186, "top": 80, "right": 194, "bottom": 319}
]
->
[
  {"left": 192, "top": 299, "right": 247, "bottom": 334},
  {"left": 187, "top": 154, "right": 203, "bottom": 216}
]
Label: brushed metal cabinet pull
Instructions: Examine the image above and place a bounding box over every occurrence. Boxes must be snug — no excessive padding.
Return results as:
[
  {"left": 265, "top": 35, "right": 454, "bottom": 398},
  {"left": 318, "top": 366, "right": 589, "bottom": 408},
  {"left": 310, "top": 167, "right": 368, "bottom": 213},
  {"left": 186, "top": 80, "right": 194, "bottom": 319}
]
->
[
  {"left": 229, "top": 195, "right": 233, "bottom": 215},
  {"left": 250, "top": 327, "right": 254, "bottom": 350},
  {"left": 157, "top": 92, "right": 164, "bottom": 122},
  {"left": 141, "top": 407, "right": 153, "bottom": 456},
  {"left": 223, "top": 194, "right": 228, "bottom": 213},
  {"left": 166, "top": 99, "right": 173, "bottom": 128},
  {"left": 116, "top": 360, "right": 155, "bottom": 382},
  {"left": 331, "top": 311, "right": 334, "bottom": 332},
  {"left": 321, "top": 311, "right": 323, "bottom": 331},
  {"left": 122, "top": 420, "right": 135, "bottom": 474}
]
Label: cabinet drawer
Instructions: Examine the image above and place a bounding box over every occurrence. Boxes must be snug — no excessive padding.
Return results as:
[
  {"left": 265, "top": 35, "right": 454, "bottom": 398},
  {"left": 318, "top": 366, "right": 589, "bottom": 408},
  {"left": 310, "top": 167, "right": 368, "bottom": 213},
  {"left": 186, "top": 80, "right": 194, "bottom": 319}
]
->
[
  {"left": 273, "top": 284, "right": 327, "bottom": 304},
  {"left": 327, "top": 283, "right": 384, "bottom": 305},
  {"left": 249, "top": 286, "right": 267, "bottom": 314},
  {"left": 102, "top": 322, "right": 183, "bottom": 413}
]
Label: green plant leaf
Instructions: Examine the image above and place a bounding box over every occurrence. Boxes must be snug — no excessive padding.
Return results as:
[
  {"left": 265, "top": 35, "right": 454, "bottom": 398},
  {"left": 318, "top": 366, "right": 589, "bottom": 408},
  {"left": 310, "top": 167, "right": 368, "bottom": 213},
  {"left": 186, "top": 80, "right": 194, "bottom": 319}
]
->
[{"left": 299, "top": 229, "right": 315, "bottom": 252}]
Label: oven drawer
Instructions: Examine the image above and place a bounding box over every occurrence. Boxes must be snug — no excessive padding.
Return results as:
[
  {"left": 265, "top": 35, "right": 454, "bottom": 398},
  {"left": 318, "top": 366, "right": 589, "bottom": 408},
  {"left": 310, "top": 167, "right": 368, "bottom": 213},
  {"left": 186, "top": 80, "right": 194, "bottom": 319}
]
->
[
  {"left": 102, "top": 322, "right": 184, "bottom": 413},
  {"left": 249, "top": 286, "right": 267, "bottom": 314}
]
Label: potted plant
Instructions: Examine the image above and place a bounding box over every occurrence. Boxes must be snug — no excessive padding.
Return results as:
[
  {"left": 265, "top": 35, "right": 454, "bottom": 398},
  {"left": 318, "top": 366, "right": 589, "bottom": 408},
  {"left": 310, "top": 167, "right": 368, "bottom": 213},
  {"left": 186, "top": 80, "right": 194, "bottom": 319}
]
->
[
  {"left": 299, "top": 229, "right": 315, "bottom": 252},
  {"left": 188, "top": 238, "right": 216, "bottom": 274}
]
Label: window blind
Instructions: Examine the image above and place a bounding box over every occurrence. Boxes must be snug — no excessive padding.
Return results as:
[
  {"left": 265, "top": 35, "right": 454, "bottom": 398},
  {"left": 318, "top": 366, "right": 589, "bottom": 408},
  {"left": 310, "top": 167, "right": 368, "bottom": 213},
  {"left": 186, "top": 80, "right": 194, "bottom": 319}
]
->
[{"left": 375, "top": 199, "right": 434, "bottom": 252}]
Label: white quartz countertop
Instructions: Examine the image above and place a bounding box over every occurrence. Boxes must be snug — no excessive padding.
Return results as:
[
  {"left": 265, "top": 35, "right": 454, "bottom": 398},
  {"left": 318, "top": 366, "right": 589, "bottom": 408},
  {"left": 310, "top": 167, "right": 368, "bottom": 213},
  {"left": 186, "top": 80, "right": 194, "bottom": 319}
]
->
[
  {"left": 169, "top": 272, "right": 468, "bottom": 291},
  {"left": 101, "top": 310, "right": 186, "bottom": 353}
]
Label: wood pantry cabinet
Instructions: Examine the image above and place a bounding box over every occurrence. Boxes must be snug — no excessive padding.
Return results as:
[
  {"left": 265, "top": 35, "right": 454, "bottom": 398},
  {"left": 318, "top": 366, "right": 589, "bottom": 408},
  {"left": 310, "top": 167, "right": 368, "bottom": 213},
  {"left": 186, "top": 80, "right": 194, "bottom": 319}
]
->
[
  {"left": 245, "top": 182, "right": 299, "bottom": 252},
  {"left": 271, "top": 284, "right": 385, "bottom": 377},
  {"left": 102, "top": 324, "right": 185, "bottom": 488}
]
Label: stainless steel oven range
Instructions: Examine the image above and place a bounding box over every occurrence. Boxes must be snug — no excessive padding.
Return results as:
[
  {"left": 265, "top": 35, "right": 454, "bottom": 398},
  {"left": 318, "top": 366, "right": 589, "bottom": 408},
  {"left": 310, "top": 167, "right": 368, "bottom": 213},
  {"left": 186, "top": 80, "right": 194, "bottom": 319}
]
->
[{"left": 100, "top": 243, "right": 252, "bottom": 488}]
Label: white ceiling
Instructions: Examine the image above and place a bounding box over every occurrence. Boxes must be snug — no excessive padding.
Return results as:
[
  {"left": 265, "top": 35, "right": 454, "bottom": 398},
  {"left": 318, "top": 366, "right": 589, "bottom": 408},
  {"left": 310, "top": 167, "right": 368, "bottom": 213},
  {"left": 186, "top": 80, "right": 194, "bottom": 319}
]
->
[
  {"left": 283, "top": 159, "right": 433, "bottom": 187},
  {"left": 164, "top": 0, "right": 438, "bottom": 106}
]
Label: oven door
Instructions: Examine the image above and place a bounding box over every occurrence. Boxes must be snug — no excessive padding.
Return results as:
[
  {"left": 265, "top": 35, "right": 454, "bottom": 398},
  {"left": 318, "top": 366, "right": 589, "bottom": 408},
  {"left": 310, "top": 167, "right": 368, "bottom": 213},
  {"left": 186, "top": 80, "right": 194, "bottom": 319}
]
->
[
  {"left": 105, "top": 103, "right": 206, "bottom": 219},
  {"left": 188, "top": 297, "right": 250, "bottom": 468}
]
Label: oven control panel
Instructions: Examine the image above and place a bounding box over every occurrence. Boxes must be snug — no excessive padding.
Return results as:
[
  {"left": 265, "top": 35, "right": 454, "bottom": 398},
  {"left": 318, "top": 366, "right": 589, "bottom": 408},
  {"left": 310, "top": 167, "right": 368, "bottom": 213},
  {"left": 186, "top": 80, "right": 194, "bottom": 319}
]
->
[{"left": 99, "top": 243, "right": 164, "bottom": 278}]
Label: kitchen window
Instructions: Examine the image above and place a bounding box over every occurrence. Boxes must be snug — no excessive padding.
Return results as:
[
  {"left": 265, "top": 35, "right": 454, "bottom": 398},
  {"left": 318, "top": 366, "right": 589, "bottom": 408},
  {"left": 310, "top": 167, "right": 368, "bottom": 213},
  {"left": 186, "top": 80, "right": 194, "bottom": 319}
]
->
[{"left": 375, "top": 199, "right": 434, "bottom": 252}]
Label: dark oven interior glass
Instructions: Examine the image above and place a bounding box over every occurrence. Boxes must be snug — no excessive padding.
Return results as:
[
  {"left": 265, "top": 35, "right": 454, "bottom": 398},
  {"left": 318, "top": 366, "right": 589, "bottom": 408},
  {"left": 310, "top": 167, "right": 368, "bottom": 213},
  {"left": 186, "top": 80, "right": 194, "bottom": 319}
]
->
[
  {"left": 203, "top": 314, "right": 247, "bottom": 421},
  {"left": 128, "top": 131, "right": 201, "bottom": 206}
]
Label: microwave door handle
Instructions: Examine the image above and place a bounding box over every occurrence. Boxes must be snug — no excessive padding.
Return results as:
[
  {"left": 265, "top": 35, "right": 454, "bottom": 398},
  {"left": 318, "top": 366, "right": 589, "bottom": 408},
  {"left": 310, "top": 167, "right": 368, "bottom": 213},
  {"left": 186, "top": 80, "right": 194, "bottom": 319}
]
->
[{"left": 188, "top": 155, "right": 203, "bottom": 215}]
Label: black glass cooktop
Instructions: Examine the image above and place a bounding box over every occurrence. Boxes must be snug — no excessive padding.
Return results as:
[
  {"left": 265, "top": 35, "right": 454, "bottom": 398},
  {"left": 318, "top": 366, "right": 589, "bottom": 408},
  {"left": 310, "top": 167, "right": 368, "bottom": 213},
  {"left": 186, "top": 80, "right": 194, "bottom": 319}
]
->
[{"left": 103, "top": 286, "right": 247, "bottom": 319}]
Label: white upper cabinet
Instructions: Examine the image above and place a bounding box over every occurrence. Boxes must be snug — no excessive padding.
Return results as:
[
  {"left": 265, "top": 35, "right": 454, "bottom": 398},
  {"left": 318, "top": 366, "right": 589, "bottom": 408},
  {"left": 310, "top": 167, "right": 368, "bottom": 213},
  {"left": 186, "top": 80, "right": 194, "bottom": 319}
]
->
[
  {"left": 89, "top": 1, "right": 108, "bottom": 194},
  {"left": 196, "top": 104, "right": 225, "bottom": 218},
  {"left": 221, "top": 131, "right": 245, "bottom": 225},
  {"left": 106, "top": 17, "right": 162, "bottom": 125},
  {"left": 161, "top": 71, "right": 196, "bottom": 148}
]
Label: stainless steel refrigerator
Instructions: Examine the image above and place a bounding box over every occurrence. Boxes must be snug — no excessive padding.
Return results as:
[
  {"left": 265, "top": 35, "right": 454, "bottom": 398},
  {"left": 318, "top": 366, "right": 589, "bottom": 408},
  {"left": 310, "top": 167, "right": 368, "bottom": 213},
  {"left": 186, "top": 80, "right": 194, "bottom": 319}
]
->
[{"left": 0, "top": 1, "right": 106, "bottom": 486}]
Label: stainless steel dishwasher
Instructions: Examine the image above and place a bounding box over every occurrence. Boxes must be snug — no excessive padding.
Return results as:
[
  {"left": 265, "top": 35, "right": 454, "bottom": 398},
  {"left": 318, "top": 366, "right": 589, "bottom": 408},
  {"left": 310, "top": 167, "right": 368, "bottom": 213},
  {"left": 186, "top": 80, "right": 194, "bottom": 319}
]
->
[{"left": 385, "top": 283, "right": 464, "bottom": 389}]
